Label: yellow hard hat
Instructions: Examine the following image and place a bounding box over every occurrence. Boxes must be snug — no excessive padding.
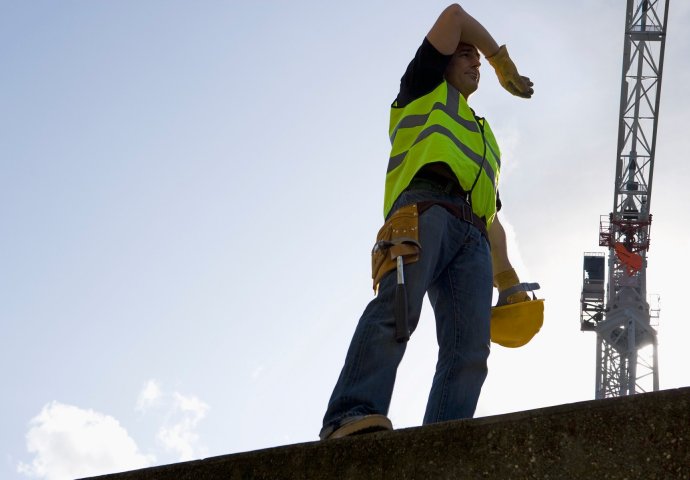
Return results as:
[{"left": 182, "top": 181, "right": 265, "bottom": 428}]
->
[{"left": 490, "top": 282, "right": 544, "bottom": 348}]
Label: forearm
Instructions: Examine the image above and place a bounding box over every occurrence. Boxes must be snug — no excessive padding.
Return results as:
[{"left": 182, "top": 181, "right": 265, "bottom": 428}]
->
[
  {"left": 427, "top": 4, "right": 500, "bottom": 57},
  {"left": 489, "top": 216, "right": 529, "bottom": 304},
  {"left": 489, "top": 215, "right": 512, "bottom": 278}
]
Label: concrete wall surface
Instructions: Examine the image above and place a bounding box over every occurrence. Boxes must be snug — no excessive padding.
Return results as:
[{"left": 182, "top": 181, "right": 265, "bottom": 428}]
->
[{"left": 83, "top": 386, "right": 690, "bottom": 480}]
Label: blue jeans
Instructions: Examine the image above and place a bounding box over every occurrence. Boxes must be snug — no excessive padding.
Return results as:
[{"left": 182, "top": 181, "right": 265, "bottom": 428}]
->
[{"left": 321, "top": 188, "right": 493, "bottom": 435}]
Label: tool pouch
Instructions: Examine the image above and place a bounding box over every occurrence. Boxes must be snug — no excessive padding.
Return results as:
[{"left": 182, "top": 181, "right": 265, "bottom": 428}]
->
[{"left": 371, "top": 203, "right": 422, "bottom": 292}]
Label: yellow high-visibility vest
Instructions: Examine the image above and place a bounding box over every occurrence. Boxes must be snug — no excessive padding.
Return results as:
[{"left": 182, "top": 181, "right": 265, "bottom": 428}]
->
[{"left": 384, "top": 80, "right": 501, "bottom": 228}]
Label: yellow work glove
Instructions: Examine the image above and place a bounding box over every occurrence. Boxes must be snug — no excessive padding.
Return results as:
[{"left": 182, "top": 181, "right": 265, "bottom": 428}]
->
[
  {"left": 494, "top": 268, "right": 530, "bottom": 305},
  {"left": 486, "top": 45, "right": 534, "bottom": 99}
]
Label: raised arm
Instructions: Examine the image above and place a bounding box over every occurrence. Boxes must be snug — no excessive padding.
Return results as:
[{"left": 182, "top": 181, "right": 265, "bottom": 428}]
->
[
  {"left": 426, "top": 4, "right": 500, "bottom": 57},
  {"left": 427, "top": 4, "right": 534, "bottom": 98}
]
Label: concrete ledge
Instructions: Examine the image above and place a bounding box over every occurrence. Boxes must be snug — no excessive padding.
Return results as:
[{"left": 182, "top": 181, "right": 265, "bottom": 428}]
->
[{"left": 84, "top": 387, "right": 690, "bottom": 480}]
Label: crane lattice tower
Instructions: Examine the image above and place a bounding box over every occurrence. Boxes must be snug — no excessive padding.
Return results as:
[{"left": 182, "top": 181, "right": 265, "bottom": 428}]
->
[{"left": 580, "top": 0, "right": 669, "bottom": 399}]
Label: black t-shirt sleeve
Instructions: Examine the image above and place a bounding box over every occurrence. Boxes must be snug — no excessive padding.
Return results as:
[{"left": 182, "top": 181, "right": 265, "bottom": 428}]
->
[{"left": 394, "top": 37, "right": 453, "bottom": 108}]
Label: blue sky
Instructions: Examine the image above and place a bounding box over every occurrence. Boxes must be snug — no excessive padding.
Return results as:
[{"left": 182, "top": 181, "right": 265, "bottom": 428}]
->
[{"left": 2, "top": 1, "right": 690, "bottom": 478}]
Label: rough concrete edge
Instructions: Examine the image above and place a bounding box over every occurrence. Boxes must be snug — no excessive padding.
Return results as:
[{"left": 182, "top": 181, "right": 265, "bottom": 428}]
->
[
  {"left": 381, "top": 385, "right": 690, "bottom": 439},
  {"left": 82, "top": 386, "right": 690, "bottom": 479}
]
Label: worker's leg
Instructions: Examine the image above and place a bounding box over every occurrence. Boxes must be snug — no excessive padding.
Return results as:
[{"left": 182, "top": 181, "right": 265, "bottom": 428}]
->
[
  {"left": 320, "top": 190, "right": 457, "bottom": 437},
  {"left": 319, "top": 269, "right": 414, "bottom": 437},
  {"left": 423, "top": 220, "right": 492, "bottom": 423}
]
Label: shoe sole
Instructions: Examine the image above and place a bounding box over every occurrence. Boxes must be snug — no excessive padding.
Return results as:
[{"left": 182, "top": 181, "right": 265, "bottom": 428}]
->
[{"left": 327, "top": 415, "right": 393, "bottom": 439}]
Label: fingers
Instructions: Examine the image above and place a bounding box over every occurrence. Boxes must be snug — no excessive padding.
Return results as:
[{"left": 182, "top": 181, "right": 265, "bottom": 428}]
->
[
  {"left": 505, "top": 82, "right": 530, "bottom": 98},
  {"left": 507, "top": 75, "right": 534, "bottom": 98},
  {"left": 487, "top": 45, "right": 534, "bottom": 98},
  {"left": 507, "top": 291, "right": 531, "bottom": 304}
]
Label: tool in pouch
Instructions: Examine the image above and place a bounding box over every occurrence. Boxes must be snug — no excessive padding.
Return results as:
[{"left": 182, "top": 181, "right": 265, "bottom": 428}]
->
[{"left": 371, "top": 203, "right": 421, "bottom": 343}]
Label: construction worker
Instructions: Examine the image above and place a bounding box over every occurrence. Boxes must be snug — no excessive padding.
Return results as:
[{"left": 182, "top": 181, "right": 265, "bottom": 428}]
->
[{"left": 320, "top": 4, "right": 534, "bottom": 440}]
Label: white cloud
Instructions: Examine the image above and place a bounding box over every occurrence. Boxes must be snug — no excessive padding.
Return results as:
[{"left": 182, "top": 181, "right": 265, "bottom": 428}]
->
[
  {"left": 157, "top": 393, "right": 209, "bottom": 461},
  {"left": 17, "top": 402, "right": 154, "bottom": 480},
  {"left": 18, "top": 382, "right": 212, "bottom": 480},
  {"left": 136, "top": 379, "right": 162, "bottom": 411}
]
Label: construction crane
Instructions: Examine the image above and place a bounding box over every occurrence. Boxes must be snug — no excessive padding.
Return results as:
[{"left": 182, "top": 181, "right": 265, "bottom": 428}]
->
[{"left": 580, "top": 0, "right": 669, "bottom": 399}]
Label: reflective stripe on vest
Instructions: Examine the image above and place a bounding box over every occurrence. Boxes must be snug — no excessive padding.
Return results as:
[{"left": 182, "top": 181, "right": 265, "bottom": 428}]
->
[{"left": 383, "top": 81, "right": 501, "bottom": 226}]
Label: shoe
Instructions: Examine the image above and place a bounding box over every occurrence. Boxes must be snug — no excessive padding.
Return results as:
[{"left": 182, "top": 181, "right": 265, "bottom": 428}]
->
[{"left": 320, "top": 414, "right": 393, "bottom": 440}]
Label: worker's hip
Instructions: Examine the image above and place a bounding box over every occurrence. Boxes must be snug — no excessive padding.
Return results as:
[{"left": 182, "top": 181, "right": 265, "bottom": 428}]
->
[
  {"left": 388, "top": 189, "right": 488, "bottom": 247},
  {"left": 402, "top": 175, "right": 488, "bottom": 238},
  {"left": 371, "top": 189, "right": 492, "bottom": 336},
  {"left": 372, "top": 188, "right": 490, "bottom": 294}
]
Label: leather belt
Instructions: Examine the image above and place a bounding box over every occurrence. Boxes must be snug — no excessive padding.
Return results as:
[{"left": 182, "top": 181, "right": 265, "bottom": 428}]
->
[
  {"left": 405, "top": 172, "right": 489, "bottom": 241},
  {"left": 417, "top": 200, "right": 489, "bottom": 242}
]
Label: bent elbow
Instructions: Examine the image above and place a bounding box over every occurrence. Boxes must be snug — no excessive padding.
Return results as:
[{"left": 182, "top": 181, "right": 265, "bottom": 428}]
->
[{"left": 444, "top": 3, "right": 466, "bottom": 21}]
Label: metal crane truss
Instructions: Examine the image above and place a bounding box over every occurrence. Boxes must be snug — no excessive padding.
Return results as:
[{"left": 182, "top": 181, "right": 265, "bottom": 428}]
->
[
  {"left": 581, "top": 0, "right": 668, "bottom": 399},
  {"left": 612, "top": 0, "right": 667, "bottom": 234},
  {"left": 596, "top": 339, "right": 658, "bottom": 398}
]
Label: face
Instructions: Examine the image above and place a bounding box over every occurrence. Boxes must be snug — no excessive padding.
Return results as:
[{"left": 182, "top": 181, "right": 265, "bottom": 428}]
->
[{"left": 444, "top": 43, "right": 481, "bottom": 98}]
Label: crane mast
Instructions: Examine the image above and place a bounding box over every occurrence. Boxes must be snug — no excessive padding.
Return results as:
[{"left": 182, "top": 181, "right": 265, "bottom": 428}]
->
[{"left": 580, "top": 0, "right": 669, "bottom": 399}]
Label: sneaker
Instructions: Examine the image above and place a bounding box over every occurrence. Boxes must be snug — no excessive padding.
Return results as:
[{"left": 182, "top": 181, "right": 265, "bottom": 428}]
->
[{"left": 320, "top": 414, "right": 393, "bottom": 440}]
